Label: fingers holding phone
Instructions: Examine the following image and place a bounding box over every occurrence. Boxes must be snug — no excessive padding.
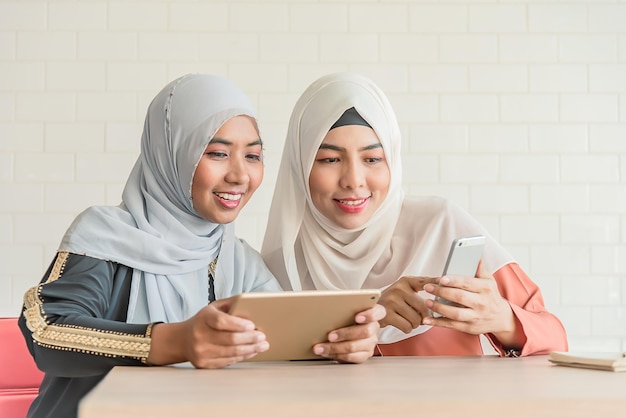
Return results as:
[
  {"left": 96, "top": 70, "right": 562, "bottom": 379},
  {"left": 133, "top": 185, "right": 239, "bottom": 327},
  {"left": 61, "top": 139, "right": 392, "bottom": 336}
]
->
[
  {"left": 424, "top": 274, "right": 481, "bottom": 322},
  {"left": 423, "top": 260, "right": 518, "bottom": 338}
]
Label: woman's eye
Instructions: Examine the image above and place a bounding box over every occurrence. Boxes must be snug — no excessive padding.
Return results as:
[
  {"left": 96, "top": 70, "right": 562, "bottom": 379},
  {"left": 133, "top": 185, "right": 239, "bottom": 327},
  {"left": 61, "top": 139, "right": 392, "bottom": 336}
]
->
[
  {"left": 318, "top": 157, "right": 339, "bottom": 164},
  {"left": 206, "top": 151, "right": 228, "bottom": 159},
  {"left": 246, "top": 153, "right": 262, "bottom": 162},
  {"left": 365, "top": 157, "right": 383, "bottom": 164}
]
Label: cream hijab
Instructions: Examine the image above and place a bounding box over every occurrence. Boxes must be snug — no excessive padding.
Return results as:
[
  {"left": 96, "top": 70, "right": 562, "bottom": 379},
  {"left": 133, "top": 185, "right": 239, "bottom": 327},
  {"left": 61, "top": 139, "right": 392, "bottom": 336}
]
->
[
  {"left": 59, "top": 74, "right": 273, "bottom": 323},
  {"left": 262, "top": 72, "right": 514, "bottom": 293}
]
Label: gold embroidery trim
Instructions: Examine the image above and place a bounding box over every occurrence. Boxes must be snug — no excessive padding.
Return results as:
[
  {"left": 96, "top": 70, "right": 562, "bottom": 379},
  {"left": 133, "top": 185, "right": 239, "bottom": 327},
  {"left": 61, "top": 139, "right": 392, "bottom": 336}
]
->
[
  {"left": 209, "top": 256, "right": 218, "bottom": 277},
  {"left": 23, "top": 251, "right": 152, "bottom": 361}
]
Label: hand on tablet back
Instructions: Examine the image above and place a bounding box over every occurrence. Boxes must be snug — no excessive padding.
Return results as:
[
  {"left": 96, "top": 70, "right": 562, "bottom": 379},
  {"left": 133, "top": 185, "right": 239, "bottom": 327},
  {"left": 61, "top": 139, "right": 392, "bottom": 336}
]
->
[
  {"left": 147, "top": 295, "right": 270, "bottom": 369},
  {"left": 312, "top": 303, "right": 386, "bottom": 364}
]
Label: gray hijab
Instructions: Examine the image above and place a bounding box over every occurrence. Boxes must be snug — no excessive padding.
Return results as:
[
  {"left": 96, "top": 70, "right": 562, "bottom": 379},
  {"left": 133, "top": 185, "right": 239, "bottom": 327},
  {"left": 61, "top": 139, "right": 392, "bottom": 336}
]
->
[{"left": 59, "top": 74, "right": 258, "bottom": 323}]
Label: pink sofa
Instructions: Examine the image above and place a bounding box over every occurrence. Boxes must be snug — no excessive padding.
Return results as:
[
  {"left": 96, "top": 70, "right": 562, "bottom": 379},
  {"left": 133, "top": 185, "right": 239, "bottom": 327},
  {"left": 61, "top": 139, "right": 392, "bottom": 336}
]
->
[{"left": 0, "top": 317, "right": 43, "bottom": 418}]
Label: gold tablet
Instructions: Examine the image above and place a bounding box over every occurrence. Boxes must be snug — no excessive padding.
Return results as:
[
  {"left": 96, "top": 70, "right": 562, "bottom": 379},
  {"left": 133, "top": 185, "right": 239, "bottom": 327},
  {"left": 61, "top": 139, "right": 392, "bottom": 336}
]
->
[{"left": 229, "top": 289, "right": 381, "bottom": 362}]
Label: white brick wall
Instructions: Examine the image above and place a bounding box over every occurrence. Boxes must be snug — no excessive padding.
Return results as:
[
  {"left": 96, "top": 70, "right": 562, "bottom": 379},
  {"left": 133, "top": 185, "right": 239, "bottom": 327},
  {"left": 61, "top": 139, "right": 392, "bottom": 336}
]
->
[{"left": 2, "top": 0, "right": 625, "bottom": 352}]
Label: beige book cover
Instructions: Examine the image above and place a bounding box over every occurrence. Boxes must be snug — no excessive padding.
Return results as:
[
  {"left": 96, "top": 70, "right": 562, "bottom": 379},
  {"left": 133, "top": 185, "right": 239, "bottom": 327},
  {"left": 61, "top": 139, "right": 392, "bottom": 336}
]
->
[{"left": 549, "top": 351, "right": 626, "bottom": 372}]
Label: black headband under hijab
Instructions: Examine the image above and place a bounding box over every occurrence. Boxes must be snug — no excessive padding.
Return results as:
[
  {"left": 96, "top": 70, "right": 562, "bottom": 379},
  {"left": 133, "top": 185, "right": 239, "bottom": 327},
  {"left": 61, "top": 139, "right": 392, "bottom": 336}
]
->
[{"left": 329, "top": 107, "right": 372, "bottom": 131}]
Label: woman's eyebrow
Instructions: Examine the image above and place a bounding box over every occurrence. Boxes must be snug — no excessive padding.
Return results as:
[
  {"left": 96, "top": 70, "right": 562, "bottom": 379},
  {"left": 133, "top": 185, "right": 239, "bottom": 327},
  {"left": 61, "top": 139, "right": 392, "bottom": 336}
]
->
[
  {"left": 318, "top": 142, "right": 382, "bottom": 152},
  {"left": 209, "top": 138, "right": 263, "bottom": 147},
  {"left": 318, "top": 143, "right": 344, "bottom": 152},
  {"left": 362, "top": 143, "right": 383, "bottom": 151}
]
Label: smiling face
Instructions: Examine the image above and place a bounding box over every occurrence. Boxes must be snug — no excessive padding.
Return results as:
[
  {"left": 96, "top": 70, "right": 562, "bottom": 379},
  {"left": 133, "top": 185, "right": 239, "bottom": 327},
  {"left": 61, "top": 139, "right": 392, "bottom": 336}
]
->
[
  {"left": 308, "top": 125, "right": 391, "bottom": 230},
  {"left": 191, "top": 115, "right": 264, "bottom": 224}
]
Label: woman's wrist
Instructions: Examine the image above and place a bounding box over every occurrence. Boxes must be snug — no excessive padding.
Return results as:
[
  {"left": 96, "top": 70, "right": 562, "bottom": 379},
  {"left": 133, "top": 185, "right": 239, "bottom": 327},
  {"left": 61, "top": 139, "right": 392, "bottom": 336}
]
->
[
  {"left": 146, "top": 322, "right": 188, "bottom": 366},
  {"left": 491, "top": 305, "right": 526, "bottom": 351}
]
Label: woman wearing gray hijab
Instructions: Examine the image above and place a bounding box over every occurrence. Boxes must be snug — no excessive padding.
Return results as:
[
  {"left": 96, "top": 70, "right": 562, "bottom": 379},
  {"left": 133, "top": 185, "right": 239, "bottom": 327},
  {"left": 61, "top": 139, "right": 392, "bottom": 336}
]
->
[{"left": 19, "top": 74, "right": 384, "bottom": 418}]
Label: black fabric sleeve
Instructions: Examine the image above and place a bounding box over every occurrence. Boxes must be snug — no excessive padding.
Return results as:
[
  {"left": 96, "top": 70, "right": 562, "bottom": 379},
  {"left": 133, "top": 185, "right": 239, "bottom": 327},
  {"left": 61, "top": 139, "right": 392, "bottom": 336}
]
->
[{"left": 19, "top": 252, "right": 153, "bottom": 378}]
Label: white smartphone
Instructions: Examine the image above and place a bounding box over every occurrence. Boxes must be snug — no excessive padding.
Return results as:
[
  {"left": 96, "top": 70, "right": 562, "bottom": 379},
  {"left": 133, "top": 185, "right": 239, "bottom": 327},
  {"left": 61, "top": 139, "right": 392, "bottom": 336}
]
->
[{"left": 432, "top": 235, "right": 485, "bottom": 318}]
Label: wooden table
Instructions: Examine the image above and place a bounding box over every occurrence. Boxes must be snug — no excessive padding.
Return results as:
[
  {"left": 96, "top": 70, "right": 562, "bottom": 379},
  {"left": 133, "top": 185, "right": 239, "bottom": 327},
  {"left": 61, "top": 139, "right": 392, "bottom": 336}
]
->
[{"left": 79, "top": 356, "right": 626, "bottom": 418}]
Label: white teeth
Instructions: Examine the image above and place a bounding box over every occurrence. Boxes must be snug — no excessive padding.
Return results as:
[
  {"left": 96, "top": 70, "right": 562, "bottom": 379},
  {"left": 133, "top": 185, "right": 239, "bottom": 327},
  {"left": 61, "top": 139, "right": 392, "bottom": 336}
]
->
[
  {"left": 215, "top": 192, "right": 242, "bottom": 201},
  {"left": 338, "top": 199, "right": 366, "bottom": 206}
]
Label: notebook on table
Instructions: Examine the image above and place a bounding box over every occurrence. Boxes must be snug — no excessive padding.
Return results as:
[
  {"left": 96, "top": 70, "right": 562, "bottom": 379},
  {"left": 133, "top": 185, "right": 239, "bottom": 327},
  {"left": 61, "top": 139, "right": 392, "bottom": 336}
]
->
[{"left": 548, "top": 351, "right": 626, "bottom": 372}]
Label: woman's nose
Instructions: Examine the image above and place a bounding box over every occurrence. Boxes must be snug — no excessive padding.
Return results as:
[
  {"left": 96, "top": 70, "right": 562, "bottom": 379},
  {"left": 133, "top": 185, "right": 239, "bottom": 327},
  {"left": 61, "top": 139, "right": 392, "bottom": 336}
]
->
[
  {"left": 339, "top": 161, "right": 365, "bottom": 189},
  {"left": 225, "top": 157, "right": 249, "bottom": 184}
]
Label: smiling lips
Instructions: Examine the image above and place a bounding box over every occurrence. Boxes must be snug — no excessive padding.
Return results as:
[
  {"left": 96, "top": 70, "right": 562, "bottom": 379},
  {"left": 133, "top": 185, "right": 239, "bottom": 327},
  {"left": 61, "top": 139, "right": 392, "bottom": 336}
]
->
[
  {"left": 334, "top": 197, "right": 370, "bottom": 213},
  {"left": 215, "top": 192, "right": 243, "bottom": 209}
]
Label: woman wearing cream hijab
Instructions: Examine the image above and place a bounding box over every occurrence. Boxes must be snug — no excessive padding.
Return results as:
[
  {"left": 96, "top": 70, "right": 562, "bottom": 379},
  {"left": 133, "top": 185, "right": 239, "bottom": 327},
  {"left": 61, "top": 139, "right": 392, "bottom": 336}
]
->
[{"left": 262, "top": 72, "right": 567, "bottom": 357}]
